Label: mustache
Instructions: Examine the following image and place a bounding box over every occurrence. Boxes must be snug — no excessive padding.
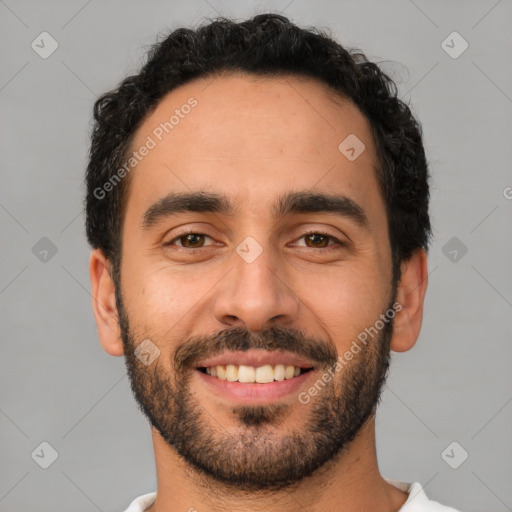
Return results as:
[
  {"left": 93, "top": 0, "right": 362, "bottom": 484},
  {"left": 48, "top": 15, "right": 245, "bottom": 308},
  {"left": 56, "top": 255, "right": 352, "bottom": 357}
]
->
[{"left": 174, "top": 325, "right": 338, "bottom": 373}]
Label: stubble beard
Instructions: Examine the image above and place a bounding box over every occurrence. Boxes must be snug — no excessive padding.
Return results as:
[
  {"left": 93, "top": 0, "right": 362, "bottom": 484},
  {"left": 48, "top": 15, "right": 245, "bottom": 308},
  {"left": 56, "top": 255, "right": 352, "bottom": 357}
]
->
[{"left": 117, "top": 290, "right": 393, "bottom": 491}]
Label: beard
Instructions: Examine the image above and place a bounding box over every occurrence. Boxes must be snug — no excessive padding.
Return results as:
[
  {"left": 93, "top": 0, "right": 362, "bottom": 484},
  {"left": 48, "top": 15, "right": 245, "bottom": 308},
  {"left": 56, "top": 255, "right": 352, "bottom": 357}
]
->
[{"left": 117, "top": 290, "right": 394, "bottom": 492}]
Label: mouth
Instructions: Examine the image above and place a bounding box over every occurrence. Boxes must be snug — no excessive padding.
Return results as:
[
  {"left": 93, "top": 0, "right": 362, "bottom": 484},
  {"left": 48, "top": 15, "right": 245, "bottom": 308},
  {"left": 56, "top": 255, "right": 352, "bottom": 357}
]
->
[
  {"left": 197, "top": 364, "right": 313, "bottom": 383},
  {"left": 193, "top": 350, "right": 317, "bottom": 404}
]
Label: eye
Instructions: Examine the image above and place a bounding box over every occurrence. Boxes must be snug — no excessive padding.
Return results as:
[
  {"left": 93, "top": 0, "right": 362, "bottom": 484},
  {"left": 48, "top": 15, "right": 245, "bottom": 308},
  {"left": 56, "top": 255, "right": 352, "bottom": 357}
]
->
[
  {"left": 293, "top": 232, "right": 343, "bottom": 249},
  {"left": 165, "top": 232, "right": 216, "bottom": 249},
  {"left": 164, "top": 231, "right": 344, "bottom": 251}
]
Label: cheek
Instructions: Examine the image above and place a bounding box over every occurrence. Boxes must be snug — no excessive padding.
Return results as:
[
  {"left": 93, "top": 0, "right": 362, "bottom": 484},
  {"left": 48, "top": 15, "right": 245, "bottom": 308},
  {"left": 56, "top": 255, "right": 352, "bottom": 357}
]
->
[
  {"left": 292, "top": 260, "right": 390, "bottom": 344},
  {"left": 121, "top": 235, "right": 391, "bottom": 352},
  {"left": 121, "top": 259, "right": 220, "bottom": 337}
]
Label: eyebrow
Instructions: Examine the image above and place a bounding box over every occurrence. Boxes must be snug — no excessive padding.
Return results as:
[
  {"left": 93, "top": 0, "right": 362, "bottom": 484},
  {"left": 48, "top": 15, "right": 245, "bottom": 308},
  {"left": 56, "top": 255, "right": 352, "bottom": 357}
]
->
[{"left": 142, "top": 190, "right": 369, "bottom": 230}]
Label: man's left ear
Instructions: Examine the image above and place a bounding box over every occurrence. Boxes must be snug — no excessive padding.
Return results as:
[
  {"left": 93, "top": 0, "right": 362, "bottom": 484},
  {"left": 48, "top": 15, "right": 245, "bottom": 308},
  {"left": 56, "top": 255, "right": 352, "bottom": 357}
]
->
[{"left": 390, "top": 248, "right": 429, "bottom": 353}]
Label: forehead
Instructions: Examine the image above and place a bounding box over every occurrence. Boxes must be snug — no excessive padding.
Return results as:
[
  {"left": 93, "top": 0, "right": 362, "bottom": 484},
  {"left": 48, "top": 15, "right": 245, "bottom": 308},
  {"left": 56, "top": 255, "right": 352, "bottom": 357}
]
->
[{"left": 125, "top": 72, "right": 383, "bottom": 226}]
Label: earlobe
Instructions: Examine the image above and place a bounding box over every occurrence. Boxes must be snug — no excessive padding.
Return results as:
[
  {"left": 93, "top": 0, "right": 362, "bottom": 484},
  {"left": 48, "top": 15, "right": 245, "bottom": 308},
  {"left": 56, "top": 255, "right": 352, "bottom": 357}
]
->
[
  {"left": 390, "top": 249, "right": 429, "bottom": 353},
  {"left": 89, "top": 249, "right": 125, "bottom": 357}
]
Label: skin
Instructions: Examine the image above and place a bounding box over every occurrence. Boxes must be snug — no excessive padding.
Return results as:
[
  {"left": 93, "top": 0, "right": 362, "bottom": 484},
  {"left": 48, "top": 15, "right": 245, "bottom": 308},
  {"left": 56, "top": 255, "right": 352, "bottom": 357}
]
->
[{"left": 89, "top": 73, "right": 428, "bottom": 511}]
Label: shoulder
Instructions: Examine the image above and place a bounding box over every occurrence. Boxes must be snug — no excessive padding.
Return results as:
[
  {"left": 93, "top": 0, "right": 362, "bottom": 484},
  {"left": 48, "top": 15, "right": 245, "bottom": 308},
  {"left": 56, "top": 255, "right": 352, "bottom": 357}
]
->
[
  {"left": 387, "top": 479, "right": 462, "bottom": 512},
  {"left": 123, "top": 491, "right": 157, "bottom": 512}
]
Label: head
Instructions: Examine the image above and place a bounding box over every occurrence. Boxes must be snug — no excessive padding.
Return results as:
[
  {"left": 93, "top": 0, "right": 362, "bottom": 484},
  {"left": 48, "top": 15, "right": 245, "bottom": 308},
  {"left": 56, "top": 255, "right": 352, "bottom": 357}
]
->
[{"left": 86, "top": 14, "right": 430, "bottom": 491}]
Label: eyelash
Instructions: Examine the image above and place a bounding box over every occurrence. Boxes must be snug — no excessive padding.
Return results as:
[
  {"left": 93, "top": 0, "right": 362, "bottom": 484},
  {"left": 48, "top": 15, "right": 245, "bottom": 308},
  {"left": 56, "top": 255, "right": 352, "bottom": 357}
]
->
[{"left": 164, "top": 230, "right": 345, "bottom": 251}]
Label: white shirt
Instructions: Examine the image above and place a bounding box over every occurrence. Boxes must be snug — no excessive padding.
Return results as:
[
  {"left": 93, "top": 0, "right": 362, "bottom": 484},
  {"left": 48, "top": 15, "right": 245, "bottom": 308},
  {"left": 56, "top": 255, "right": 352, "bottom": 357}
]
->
[{"left": 123, "top": 479, "right": 461, "bottom": 511}]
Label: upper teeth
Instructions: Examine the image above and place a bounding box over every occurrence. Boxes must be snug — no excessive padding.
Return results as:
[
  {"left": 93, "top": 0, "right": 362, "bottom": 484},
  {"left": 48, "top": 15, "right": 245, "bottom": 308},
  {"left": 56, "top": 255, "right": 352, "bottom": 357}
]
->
[{"left": 205, "top": 364, "right": 302, "bottom": 383}]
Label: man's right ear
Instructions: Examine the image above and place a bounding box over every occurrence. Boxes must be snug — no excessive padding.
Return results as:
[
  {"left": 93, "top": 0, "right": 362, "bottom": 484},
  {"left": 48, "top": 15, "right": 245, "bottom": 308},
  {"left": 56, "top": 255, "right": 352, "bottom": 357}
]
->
[{"left": 89, "top": 249, "right": 124, "bottom": 356}]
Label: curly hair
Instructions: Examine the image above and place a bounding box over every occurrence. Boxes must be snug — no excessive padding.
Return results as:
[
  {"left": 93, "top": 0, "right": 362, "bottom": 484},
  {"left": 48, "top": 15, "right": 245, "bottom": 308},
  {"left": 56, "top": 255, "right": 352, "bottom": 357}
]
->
[{"left": 85, "top": 13, "right": 431, "bottom": 284}]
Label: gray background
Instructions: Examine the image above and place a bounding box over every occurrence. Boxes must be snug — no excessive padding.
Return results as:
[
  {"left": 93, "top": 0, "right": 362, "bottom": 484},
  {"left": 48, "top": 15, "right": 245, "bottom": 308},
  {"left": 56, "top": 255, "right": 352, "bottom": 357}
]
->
[{"left": 1, "top": 0, "right": 511, "bottom": 510}]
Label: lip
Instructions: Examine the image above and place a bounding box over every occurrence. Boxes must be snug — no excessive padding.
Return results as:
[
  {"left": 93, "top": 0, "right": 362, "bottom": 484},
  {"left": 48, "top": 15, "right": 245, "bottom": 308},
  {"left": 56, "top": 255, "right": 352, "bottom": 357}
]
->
[
  {"left": 195, "top": 349, "right": 316, "bottom": 370},
  {"left": 195, "top": 367, "right": 317, "bottom": 404}
]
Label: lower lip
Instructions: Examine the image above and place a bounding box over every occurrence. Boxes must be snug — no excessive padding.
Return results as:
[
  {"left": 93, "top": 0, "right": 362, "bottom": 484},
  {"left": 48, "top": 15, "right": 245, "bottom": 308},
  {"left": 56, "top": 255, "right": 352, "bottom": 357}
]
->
[{"left": 195, "top": 369, "right": 316, "bottom": 404}]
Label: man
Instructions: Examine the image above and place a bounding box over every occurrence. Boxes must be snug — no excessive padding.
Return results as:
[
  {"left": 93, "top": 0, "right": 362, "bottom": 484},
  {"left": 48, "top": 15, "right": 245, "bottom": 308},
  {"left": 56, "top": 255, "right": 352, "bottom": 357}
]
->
[{"left": 86, "top": 13, "right": 461, "bottom": 512}]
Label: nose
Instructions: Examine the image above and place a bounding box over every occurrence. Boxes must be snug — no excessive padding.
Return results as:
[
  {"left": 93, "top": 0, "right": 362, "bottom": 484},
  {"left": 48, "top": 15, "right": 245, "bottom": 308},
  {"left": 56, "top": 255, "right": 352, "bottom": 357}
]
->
[{"left": 212, "top": 244, "right": 300, "bottom": 332}]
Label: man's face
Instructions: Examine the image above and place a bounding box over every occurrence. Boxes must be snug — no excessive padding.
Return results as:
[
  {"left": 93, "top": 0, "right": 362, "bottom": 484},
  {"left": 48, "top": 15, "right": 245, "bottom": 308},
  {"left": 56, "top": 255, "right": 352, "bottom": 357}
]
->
[{"left": 117, "top": 73, "right": 395, "bottom": 490}]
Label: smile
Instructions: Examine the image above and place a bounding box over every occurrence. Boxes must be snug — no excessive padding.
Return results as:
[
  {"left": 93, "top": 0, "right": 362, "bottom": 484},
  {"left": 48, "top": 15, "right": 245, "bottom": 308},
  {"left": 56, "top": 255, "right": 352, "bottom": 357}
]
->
[
  {"left": 193, "top": 349, "right": 317, "bottom": 403},
  {"left": 198, "top": 364, "right": 313, "bottom": 383}
]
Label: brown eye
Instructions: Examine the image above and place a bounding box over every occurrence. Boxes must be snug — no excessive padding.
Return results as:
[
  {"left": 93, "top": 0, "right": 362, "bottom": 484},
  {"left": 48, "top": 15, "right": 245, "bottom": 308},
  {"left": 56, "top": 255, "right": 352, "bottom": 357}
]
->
[
  {"left": 179, "top": 233, "right": 206, "bottom": 248},
  {"left": 167, "top": 233, "right": 214, "bottom": 248},
  {"left": 303, "top": 233, "right": 330, "bottom": 248},
  {"left": 292, "top": 231, "right": 344, "bottom": 251}
]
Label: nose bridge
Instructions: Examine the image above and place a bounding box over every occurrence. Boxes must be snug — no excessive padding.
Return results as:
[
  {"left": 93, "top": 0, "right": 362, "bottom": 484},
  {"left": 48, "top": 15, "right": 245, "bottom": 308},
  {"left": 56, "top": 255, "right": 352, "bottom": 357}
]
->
[{"left": 212, "top": 238, "right": 299, "bottom": 331}]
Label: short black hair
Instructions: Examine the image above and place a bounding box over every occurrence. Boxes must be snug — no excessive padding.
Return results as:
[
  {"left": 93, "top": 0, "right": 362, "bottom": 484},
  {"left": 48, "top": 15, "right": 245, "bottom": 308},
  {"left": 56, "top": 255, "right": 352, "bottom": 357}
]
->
[{"left": 85, "top": 13, "right": 431, "bottom": 284}]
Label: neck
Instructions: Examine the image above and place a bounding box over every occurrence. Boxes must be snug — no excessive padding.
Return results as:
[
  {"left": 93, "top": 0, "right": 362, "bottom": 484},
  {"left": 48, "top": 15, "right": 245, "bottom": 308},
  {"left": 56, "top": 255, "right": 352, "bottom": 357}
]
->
[{"left": 146, "top": 417, "right": 408, "bottom": 512}]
